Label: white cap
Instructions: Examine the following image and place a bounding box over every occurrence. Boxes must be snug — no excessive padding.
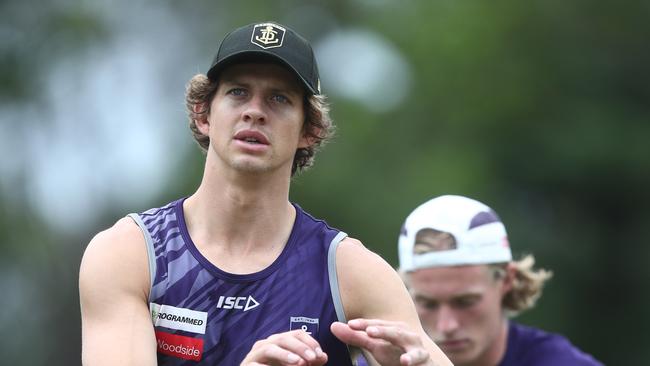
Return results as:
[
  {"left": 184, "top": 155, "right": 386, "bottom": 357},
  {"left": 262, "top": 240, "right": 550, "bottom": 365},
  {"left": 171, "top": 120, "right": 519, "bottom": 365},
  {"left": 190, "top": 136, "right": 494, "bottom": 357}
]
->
[{"left": 398, "top": 195, "right": 512, "bottom": 271}]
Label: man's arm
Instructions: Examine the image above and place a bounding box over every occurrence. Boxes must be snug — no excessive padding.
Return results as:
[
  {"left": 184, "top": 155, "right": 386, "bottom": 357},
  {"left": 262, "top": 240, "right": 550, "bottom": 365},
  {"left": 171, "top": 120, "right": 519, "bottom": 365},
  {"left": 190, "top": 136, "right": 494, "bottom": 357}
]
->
[
  {"left": 330, "top": 238, "right": 453, "bottom": 366},
  {"left": 79, "top": 217, "right": 157, "bottom": 365}
]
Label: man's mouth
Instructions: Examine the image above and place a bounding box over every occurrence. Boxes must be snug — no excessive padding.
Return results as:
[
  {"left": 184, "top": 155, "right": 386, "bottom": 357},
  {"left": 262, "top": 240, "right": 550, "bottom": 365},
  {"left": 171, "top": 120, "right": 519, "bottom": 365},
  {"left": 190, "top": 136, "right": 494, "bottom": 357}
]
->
[
  {"left": 234, "top": 130, "right": 269, "bottom": 145},
  {"left": 243, "top": 137, "right": 261, "bottom": 144},
  {"left": 438, "top": 338, "right": 470, "bottom": 351}
]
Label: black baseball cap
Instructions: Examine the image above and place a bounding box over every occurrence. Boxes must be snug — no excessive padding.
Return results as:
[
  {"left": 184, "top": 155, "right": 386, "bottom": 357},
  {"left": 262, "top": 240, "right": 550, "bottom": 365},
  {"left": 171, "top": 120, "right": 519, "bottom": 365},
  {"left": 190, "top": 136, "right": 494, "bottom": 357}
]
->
[{"left": 207, "top": 21, "right": 321, "bottom": 95}]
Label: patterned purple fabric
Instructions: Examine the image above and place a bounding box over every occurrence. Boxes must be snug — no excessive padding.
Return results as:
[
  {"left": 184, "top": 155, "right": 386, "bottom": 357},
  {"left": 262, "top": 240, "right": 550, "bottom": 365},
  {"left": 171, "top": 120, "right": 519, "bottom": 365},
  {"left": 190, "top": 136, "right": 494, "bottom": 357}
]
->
[{"left": 136, "top": 198, "right": 353, "bottom": 365}]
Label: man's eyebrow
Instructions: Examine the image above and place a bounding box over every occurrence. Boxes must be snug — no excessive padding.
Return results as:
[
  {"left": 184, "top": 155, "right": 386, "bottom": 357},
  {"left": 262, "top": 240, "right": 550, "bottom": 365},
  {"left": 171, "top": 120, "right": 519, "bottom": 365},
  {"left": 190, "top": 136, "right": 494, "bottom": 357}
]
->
[
  {"left": 413, "top": 293, "right": 437, "bottom": 302},
  {"left": 270, "top": 86, "right": 302, "bottom": 97},
  {"left": 219, "top": 76, "right": 246, "bottom": 85},
  {"left": 218, "top": 78, "right": 301, "bottom": 96},
  {"left": 414, "top": 291, "right": 481, "bottom": 301}
]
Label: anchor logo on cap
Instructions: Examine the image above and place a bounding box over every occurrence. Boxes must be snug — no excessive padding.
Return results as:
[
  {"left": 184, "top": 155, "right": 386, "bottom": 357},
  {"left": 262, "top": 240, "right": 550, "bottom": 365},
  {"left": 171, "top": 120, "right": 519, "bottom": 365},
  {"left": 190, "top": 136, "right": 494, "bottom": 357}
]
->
[{"left": 251, "top": 23, "right": 286, "bottom": 49}]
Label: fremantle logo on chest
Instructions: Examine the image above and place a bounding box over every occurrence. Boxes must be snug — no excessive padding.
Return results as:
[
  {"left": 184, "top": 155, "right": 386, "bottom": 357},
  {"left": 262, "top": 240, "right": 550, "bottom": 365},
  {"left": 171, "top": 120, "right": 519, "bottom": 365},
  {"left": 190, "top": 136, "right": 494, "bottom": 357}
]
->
[{"left": 290, "top": 316, "right": 320, "bottom": 336}]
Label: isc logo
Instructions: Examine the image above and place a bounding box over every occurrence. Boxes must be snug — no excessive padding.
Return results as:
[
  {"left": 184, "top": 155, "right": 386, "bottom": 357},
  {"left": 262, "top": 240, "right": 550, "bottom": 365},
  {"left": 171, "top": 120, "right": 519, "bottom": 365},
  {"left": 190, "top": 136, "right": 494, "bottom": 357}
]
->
[{"left": 216, "top": 295, "right": 260, "bottom": 312}]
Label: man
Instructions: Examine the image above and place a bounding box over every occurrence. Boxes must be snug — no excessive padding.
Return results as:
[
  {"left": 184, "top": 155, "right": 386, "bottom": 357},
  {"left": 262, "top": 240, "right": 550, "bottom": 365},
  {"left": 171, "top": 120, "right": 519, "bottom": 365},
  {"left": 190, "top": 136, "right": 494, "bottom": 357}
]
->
[
  {"left": 79, "top": 21, "right": 452, "bottom": 366},
  {"left": 396, "top": 194, "right": 602, "bottom": 366}
]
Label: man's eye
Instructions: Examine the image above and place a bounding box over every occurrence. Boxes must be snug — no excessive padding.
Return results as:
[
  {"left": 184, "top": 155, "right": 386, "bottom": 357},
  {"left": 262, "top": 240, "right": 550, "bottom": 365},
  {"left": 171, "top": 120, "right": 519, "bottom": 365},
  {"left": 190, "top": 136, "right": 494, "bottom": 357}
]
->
[
  {"left": 453, "top": 297, "right": 479, "bottom": 309},
  {"left": 271, "top": 94, "right": 289, "bottom": 104},
  {"left": 416, "top": 299, "right": 439, "bottom": 310},
  {"left": 228, "top": 88, "right": 246, "bottom": 96}
]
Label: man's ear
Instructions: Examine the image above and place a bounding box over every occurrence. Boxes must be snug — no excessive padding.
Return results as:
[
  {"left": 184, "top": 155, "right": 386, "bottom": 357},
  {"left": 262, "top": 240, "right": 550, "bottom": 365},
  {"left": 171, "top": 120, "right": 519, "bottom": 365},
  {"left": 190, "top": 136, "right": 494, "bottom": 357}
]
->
[
  {"left": 298, "top": 126, "right": 322, "bottom": 149},
  {"left": 500, "top": 262, "right": 517, "bottom": 295},
  {"left": 194, "top": 103, "right": 210, "bottom": 135}
]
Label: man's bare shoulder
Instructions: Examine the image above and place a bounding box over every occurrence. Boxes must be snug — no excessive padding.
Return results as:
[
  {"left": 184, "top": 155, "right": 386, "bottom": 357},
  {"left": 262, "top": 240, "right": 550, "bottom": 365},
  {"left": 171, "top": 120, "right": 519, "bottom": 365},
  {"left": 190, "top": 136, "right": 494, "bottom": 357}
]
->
[
  {"left": 90, "top": 216, "right": 143, "bottom": 246},
  {"left": 79, "top": 217, "right": 157, "bottom": 365},
  {"left": 336, "top": 237, "right": 393, "bottom": 275},
  {"left": 81, "top": 217, "right": 146, "bottom": 271},
  {"left": 79, "top": 216, "right": 149, "bottom": 300},
  {"left": 335, "top": 237, "right": 412, "bottom": 319}
]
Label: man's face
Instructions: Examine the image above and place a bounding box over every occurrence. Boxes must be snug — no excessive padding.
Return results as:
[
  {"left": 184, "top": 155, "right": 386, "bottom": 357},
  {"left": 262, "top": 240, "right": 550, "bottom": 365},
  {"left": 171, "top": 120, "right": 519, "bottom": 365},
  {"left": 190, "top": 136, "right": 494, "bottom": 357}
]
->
[
  {"left": 408, "top": 265, "right": 508, "bottom": 366},
  {"left": 205, "top": 62, "right": 307, "bottom": 175}
]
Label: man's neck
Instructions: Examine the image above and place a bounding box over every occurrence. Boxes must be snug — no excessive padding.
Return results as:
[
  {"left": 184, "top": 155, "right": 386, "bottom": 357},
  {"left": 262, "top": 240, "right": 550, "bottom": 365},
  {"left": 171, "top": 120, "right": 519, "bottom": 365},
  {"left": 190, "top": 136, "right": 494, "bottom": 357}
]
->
[
  {"left": 181, "top": 156, "right": 296, "bottom": 273},
  {"left": 475, "top": 318, "right": 510, "bottom": 366}
]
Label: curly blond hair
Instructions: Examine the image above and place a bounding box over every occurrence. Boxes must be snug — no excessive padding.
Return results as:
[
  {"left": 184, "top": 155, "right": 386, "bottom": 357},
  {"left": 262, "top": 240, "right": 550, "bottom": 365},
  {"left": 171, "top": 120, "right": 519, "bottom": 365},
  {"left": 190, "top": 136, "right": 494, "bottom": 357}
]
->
[
  {"left": 185, "top": 74, "right": 334, "bottom": 175},
  {"left": 490, "top": 254, "right": 553, "bottom": 316}
]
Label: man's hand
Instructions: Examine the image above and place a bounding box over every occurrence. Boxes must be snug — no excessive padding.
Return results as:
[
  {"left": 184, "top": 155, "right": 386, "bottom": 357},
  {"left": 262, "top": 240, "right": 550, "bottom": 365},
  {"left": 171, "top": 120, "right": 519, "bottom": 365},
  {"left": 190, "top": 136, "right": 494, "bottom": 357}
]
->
[
  {"left": 331, "top": 319, "right": 435, "bottom": 366},
  {"left": 240, "top": 329, "right": 328, "bottom": 366}
]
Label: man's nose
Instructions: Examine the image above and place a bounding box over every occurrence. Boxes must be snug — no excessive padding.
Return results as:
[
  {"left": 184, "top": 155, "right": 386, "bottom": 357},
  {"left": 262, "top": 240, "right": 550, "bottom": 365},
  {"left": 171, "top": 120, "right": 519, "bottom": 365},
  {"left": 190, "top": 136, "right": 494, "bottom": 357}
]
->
[
  {"left": 242, "top": 95, "right": 267, "bottom": 124},
  {"left": 436, "top": 306, "right": 459, "bottom": 334}
]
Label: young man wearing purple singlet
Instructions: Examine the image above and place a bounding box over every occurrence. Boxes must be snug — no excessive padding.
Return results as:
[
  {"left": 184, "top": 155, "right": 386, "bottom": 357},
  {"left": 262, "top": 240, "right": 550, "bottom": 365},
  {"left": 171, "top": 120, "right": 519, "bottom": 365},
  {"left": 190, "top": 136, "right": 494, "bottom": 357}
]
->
[
  {"left": 360, "top": 195, "right": 602, "bottom": 366},
  {"left": 79, "top": 21, "right": 452, "bottom": 366}
]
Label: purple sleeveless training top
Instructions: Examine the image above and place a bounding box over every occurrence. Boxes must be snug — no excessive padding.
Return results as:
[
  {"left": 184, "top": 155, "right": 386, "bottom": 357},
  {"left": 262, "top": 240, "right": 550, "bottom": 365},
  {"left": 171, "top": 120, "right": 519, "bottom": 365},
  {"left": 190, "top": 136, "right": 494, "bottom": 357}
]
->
[
  {"left": 499, "top": 321, "right": 603, "bottom": 366},
  {"left": 129, "top": 198, "right": 354, "bottom": 365}
]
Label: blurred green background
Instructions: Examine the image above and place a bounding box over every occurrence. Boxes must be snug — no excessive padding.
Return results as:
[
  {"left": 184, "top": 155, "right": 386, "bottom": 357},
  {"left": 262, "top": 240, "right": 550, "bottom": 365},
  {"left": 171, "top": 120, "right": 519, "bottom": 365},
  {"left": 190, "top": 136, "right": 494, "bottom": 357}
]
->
[{"left": 1, "top": 0, "right": 648, "bottom": 364}]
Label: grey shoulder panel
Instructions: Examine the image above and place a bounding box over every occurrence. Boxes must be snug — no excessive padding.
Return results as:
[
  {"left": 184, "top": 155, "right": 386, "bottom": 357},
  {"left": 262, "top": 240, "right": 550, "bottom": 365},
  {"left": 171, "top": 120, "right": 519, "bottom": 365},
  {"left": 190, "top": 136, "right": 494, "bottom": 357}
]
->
[
  {"left": 328, "top": 231, "right": 349, "bottom": 323},
  {"left": 127, "top": 213, "right": 156, "bottom": 302}
]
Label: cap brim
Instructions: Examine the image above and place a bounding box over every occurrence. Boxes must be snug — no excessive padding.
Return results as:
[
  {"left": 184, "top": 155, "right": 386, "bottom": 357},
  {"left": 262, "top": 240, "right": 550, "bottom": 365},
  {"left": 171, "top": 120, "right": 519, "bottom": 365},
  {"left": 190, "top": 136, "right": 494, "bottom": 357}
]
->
[{"left": 206, "top": 50, "right": 318, "bottom": 95}]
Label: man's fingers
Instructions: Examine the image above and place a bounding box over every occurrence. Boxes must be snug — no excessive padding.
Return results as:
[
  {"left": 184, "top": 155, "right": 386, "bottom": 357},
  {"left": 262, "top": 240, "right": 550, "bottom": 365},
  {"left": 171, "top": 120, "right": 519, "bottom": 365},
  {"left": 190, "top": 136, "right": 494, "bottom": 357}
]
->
[
  {"left": 330, "top": 321, "right": 369, "bottom": 348},
  {"left": 400, "top": 348, "right": 429, "bottom": 365},
  {"left": 242, "top": 330, "right": 328, "bottom": 365},
  {"left": 347, "top": 318, "right": 405, "bottom": 330},
  {"left": 366, "top": 325, "right": 420, "bottom": 346},
  {"left": 293, "top": 330, "right": 326, "bottom": 358},
  {"left": 346, "top": 318, "right": 419, "bottom": 348},
  {"left": 339, "top": 319, "right": 433, "bottom": 366},
  {"left": 274, "top": 335, "right": 318, "bottom": 362},
  {"left": 331, "top": 322, "right": 393, "bottom": 351},
  {"left": 249, "top": 342, "right": 302, "bottom": 364}
]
